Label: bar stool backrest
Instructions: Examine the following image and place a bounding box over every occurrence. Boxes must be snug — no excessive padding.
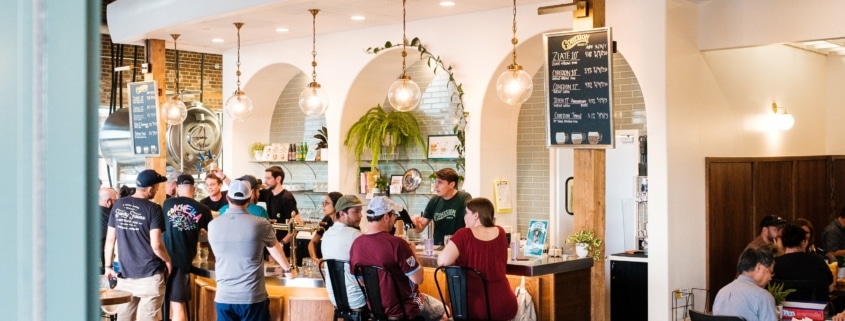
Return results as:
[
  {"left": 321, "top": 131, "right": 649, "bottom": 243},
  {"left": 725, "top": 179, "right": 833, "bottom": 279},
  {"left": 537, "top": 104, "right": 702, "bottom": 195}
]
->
[
  {"left": 322, "top": 259, "right": 368, "bottom": 321},
  {"left": 689, "top": 309, "right": 746, "bottom": 321},
  {"left": 354, "top": 265, "right": 418, "bottom": 321},
  {"left": 434, "top": 266, "right": 491, "bottom": 321}
]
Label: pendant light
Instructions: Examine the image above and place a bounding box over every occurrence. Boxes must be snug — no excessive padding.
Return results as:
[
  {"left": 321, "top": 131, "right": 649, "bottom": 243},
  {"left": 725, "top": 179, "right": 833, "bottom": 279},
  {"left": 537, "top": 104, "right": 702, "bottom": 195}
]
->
[
  {"left": 299, "top": 9, "right": 329, "bottom": 116},
  {"left": 386, "top": 0, "right": 421, "bottom": 112},
  {"left": 496, "top": 0, "right": 532, "bottom": 106},
  {"left": 225, "top": 22, "right": 254, "bottom": 121},
  {"left": 162, "top": 34, "right": 188, "bottom": 125}
]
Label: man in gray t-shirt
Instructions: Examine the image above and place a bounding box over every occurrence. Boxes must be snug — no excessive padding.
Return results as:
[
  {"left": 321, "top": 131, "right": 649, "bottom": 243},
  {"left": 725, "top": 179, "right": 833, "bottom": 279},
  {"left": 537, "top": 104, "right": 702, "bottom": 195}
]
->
[
  {"left": 208, "top": 179, "right": 293, "bottom": 318},
  {"left": 321, "top": 195, "right": 366, "bottom": 309}
]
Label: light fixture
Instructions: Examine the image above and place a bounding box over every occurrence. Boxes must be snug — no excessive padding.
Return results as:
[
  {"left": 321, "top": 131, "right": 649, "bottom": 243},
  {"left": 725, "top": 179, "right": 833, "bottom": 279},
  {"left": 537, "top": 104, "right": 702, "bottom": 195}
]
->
[
  {"left": 386, "top": 0, "right": 421, "bottom": 112},
  {"left": 440, "top": 1, "right": 456, "bottom": 6},
  {"left": 275, "top": 27, "right": 289, "bottom": 32},
  {"left": 350, "top": 15, "right": 366, "bottom": 21},
  {"left": 224, "top": 22, "right": 254, "bottom": 121},
  {"left": 211, "top": 38, "right": 224, "bottom": 43},
  {"left": 162, "top": 34, "right": 188, "bottom": 125},
  {"left": 496, "top": 0, "right": 533, "bottom": 106},
  {"left": 771, "top": 103, "right": 795, "bottom": 130},
  {"left": 299, "top": 9, "right": 329, "bottom": 116}
]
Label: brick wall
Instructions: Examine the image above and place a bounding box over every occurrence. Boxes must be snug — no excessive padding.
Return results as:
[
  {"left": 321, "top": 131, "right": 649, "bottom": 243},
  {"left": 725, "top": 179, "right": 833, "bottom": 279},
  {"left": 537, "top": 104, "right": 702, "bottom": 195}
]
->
[
  {"left": 99, "top": 34, "right": 224, "bottom": 111},
  {"left": 515, "top": 52, "right": 646, "bottom": 235}
]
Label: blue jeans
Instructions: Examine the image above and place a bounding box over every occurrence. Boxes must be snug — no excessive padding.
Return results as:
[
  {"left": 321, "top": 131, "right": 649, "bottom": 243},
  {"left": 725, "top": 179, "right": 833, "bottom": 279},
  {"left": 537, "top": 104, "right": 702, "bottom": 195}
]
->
[{"left": 215, "top": 299, "right": 270, "bottom": 321}]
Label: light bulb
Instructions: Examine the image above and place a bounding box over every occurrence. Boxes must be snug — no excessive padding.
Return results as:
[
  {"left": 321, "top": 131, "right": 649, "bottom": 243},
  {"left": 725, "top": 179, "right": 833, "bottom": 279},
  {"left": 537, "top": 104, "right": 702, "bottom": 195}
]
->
[
  {"left": 496, "top": 66, "right": 533, "bottom": 106},
  {"left": 387, "top": 77, "right": 421, "bottom": 112},
  {"left": 298, "top": 83, "right": 329, "bottom": 116},
  {"left": 162, "top": 96, "right": 188, "bottom": 125},
  {"left": 225, "top": 91, "right": 253, "bottom": 121},
  {"left": 772, "top": 113, "right": 794, "bottom": 130}
]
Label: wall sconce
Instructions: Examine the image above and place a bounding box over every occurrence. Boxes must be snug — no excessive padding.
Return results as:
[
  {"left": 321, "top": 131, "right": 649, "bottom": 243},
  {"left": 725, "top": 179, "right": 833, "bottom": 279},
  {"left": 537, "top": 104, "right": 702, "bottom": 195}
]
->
[{"left": 771, "top": 102, "right": 794, "bottom": 130}]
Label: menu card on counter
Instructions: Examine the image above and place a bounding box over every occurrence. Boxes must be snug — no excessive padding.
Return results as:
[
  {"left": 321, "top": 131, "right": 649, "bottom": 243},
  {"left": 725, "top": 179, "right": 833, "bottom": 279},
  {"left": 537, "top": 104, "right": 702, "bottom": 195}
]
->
[
  {"left": 128, "top": 81, "right": 162, "bottom": 156},
  {"left": 543, "top": 28, "right": 614, "bottom": 148}
]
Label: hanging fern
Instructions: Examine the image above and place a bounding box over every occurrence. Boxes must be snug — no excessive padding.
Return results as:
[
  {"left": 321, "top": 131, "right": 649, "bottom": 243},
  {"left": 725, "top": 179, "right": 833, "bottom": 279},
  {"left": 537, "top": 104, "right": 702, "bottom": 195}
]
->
[
  {"left": 366, "top": 37, "right": 468, "bottom": 171},
  {"left": 344, "top": 105, "right": 425, "bottom": 169}
]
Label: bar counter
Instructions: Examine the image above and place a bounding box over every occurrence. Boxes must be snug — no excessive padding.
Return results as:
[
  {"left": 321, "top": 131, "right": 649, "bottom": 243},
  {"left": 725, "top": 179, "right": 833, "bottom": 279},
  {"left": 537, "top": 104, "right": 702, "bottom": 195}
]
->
[{"left": 190, "top": 253, "right": 593, "bottom": 321}]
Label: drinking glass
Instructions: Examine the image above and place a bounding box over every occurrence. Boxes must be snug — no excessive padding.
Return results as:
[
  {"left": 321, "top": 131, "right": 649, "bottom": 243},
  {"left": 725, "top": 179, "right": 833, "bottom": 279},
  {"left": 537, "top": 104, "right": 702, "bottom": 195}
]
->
[{"left": 198, "top": 247, "right": 209, "bottom": 263}]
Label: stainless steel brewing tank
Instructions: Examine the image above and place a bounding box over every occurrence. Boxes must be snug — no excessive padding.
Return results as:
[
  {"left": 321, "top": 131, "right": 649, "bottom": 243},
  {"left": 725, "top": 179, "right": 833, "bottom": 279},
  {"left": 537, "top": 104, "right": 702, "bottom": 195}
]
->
[{"left": 99, "top": 104, "right": 222, "bottom": 174}]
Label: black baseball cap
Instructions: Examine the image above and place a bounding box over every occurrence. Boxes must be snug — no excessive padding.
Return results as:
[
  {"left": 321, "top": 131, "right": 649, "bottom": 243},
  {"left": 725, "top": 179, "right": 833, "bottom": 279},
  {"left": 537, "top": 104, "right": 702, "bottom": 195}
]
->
[
  {"left": 759, "top": 215, "right": 787, "bottom": 228},
  {"left": 136, "top": 169, "right": 167, "bottom": 188},
  {"left": 176, "top": 174, "right": 195, "bottom": 186}
]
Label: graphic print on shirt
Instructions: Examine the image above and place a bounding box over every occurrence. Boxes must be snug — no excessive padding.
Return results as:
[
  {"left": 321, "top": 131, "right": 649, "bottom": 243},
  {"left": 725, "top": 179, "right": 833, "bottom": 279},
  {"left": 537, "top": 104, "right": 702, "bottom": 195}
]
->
[
  {"left": 167, "top": 203, "right": 203, "bottom": 231},
  {"left": 113, "top": 203, "right": 146, "bottom": 231},
  {"left": 433, "top": 209, "right": 457, "bottom": 222}
]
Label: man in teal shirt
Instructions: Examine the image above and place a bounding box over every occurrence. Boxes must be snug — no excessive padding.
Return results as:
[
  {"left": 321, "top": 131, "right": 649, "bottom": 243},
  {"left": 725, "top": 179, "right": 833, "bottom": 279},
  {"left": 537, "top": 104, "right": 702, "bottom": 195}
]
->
[{"left": 219, "top": 175, "right": 269, "bottom": 219}]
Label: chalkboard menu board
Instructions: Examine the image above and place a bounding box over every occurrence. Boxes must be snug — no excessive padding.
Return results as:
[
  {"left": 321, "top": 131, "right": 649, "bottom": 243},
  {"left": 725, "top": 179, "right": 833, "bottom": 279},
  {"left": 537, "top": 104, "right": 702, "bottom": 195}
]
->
[
  {"left": 543, "top": 28, "right": 614, "bottom": 148},
  {"left": 128, "top": 81, "right": 162, "bottom": 156}
]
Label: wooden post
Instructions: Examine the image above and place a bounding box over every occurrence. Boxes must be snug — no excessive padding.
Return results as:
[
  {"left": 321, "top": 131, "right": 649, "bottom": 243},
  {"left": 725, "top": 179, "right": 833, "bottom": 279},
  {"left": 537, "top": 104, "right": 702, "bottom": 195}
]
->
[
  {"left": 144, "top": 38, "right": 167, "bottom": 205},
  {"left": 571, "top": 1, "right": 608, "bottom": 320}
]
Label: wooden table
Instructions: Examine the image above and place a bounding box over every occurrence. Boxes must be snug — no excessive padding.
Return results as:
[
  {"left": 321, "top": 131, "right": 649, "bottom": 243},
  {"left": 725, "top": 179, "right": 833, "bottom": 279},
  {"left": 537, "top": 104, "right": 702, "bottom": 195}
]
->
[{"left": 100, "top": 289, "right": 132, "bottom": 306}]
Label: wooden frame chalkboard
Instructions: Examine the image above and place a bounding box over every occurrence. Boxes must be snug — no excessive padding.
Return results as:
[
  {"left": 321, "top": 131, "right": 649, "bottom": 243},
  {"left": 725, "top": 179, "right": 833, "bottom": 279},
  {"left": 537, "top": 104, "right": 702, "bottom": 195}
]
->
[
  {"left": 543, "top": 28, "right": 614, "bottom": 148},
  {"left": 128, "top": 81, "right": 162, "bottom": 156}
]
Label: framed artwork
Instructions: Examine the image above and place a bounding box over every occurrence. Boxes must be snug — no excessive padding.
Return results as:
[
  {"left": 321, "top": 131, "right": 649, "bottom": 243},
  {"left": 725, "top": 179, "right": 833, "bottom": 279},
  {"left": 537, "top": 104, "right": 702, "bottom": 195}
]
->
[
  {"left": 390, "top": 175, "right": 403, "bottom": 195},
  {"left": 524, "top": 219, "right": 549, "bottom": 257},
  {"left": 565, "top": 177, "right": 574, "bottom": 215},
  {"left": 494, "top": 180, "right": 512, "bottom": 213},
  {"left": 427, "top": 135, "right": 461, "bottom": 160}
]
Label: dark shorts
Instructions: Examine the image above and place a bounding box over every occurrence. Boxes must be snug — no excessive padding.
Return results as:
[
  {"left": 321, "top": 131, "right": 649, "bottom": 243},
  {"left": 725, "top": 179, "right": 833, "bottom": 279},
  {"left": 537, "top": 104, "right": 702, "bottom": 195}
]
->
[
  {"left": 165, "top": 266, "right": 191, "bottom": 302},
  {"left": 216, "top": 299, "right": 270, "bottom": 321}
]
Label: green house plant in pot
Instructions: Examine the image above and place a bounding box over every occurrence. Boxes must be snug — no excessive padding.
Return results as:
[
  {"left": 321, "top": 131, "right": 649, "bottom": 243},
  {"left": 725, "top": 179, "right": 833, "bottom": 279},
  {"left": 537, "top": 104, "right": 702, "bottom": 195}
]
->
[
  {"left": 249, "top": 142, "right": 267, "bottom": 161},
  {"left": 767, "top": 281, "right": 795, "bottom": 318},
  {"left": 566, "top": 230, "right": 602, "bottom": 259},
  {"left": 314, "top": 126, "right": 328, "bottom": 161},
  {"left": 344, "top": 105, "right": 425, "bottom": 169}
]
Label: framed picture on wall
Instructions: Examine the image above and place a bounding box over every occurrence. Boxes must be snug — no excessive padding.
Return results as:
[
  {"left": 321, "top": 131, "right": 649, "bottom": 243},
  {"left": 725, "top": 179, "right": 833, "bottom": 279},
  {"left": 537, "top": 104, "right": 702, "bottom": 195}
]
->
[
  {"left": 494, "top": 179, "right": 512, "bottom": 213},
  {"left": 390, "top": 175, "right": 403, "bottom": 195},
  {"left": 427, "top": 135, "right": 461, "bottom": 160}
]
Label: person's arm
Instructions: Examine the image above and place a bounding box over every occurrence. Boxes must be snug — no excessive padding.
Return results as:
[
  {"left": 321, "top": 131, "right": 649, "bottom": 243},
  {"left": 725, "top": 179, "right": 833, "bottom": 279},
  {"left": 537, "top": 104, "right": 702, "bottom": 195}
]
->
[
  {"left": 407, "top": 264, "right": 424, "bottom": 285},
  {"left": 437, "top": 241, "right": 459, "bottom": 266},
  {"left": 835, "top": 311, "right": 845, "bottom": 321},
  {"left": 412, "top": 216, "right": 430, "bottom": 233},
  {"left": 308, "top": 234, "right": 322, "bottom": 264},
  {"left": 150, "top": 228, "right": 172, "bottom": 275},
  {"left": 267, "top": 240, "right": 295, "bottom": 277},
  {"left": 103, "top": 227, "right": 118, "bottom": 279}
]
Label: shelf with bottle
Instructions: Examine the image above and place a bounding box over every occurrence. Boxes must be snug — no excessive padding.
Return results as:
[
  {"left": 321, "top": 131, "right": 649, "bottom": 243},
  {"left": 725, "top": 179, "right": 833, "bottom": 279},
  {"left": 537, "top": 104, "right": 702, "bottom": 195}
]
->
[{"left": 248, "top": 160, "right": 327, "bottom": 179}]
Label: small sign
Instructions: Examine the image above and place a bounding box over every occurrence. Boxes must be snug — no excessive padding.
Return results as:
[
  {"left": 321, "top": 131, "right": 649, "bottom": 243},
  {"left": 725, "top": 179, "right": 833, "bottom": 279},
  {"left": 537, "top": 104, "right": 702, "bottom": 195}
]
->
[
  {"left": 128, "top": 81, "right": 162, "bottom": 156},
  {"left": 427, "top": 135, "right": 461, "bottom": 160},
  {"left": 543, "top": 28, "right": 614, "bottom": 148},
  {"left": 524, "top": 219, "right": 549, "bottom": 257}
]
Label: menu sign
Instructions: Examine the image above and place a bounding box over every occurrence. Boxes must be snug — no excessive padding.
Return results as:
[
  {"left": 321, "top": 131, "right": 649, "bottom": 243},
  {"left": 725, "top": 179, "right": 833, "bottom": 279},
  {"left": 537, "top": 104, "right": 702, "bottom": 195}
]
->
[
  {"left": 128, "top": 81, "right": 162, "bottom": 156},
  {"left": 543, "top": 28, "right": 614, "bottom": 148}
]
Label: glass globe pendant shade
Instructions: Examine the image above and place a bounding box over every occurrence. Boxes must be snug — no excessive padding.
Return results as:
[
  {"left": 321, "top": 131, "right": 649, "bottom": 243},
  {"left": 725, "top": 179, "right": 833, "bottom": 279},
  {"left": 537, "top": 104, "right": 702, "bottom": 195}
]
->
[
  {"left": 299, "top": 82, "right": 329, "bottom": 116},
  {"left": 772, "top": 113, "right": 795, "bottom": 130},
  {"left": 497, "top": 65, "right": 533, "bottom": 106},
  {"left": 387, "top": 76, "right": 421, "bottom": 112},
  {"left": 162, "top": 96, "right": 188, "bottom": 125},
  {"left": 225, "top": 91, "right": 253, "bottom": 121}
]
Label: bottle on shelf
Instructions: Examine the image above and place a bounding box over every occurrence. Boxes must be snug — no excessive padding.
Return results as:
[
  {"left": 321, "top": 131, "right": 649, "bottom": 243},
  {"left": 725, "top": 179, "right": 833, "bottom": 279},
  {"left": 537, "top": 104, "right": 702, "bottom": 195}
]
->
[{"left": 288, "top": 143, "right": 294, "bottom": 161}]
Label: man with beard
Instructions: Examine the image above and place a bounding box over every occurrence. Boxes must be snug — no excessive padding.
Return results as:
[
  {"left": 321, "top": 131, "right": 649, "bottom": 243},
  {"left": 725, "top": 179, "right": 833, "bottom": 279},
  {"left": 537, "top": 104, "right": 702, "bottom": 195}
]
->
[
  {"left": 104, "top": 169, "right": 172, "bottom": 321},
  {"left": 98, "top": 187, "right": 118, "bottom": 274},
  {"left": 412, "top": 168, "right": 472, "bottom": 245},
  {"left": 745, "top": 215, "right": 786, "bottom": 252},
  {"left": 260, "top": 166, "right": 301, "bottom": 256},
  {"left": 321, "top": 195, "right": 366, "bottom": 312}
]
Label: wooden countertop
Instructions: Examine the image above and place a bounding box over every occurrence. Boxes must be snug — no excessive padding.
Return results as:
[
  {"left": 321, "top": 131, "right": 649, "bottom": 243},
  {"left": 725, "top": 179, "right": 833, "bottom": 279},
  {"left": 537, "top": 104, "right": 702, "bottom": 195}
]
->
[{"left": 414, "top": 251, "right": 594, "bottom": 276}]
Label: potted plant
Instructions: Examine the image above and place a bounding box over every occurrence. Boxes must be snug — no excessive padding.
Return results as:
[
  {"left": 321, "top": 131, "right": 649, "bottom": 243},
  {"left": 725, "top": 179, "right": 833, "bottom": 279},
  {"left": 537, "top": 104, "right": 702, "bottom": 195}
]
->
[
  {"left": 374, "top": 176, "right": 388, "bottom": 195},
  {"left": 249, "top": 142, "right": 267, "bottom": 160},
  {"left": 314, "top": 126, "right": 328, "bottom": 161},
  {"left": 566, "top": 230, "right": 603, "bottom": 259},
  {"left": 767, "top": 282, "right": 795, "bottom": 318},
  {"left": 344, "top": 105, "right": 425, "bottom": 169}
]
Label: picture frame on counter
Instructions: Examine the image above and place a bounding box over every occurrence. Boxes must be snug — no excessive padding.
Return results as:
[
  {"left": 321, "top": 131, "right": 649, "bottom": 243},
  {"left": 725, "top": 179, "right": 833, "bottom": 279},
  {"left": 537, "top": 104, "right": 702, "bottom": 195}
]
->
[
  {"left": 427, "top": 135, "right": 461, "bottom": 160},
  {"left": 390, "top": 175, "right": 403, "bottom": 195}
]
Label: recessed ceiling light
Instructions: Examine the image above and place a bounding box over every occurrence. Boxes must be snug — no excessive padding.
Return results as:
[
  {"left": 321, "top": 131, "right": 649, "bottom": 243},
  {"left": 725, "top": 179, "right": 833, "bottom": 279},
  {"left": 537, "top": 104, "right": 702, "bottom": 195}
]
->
[
  {"left": 350, "top": 15, "right": 366, "bottom": 21},
  {"left": 275, "top": 27, "right": 289, "bottom": 32},
  {"left": 440, "top": 1, "right": 456, "bottom": 6},
  {"left": 211, "top": 38, "right": 224, "bottom": 43}
]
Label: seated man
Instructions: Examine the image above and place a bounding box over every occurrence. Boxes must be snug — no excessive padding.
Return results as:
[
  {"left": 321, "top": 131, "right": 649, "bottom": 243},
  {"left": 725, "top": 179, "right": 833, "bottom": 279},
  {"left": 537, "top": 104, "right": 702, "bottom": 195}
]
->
[
  {"left": 321, "top": 195, "right": 366, "bottom": 311},
  {"left": 773, "top": 224, "right": 833, "bottom": 301},
  {"left": 745, "top": 215, "right": 786, "bottom": 251},
  {"left": 713, "top": 247, "right": 777, "bottom": 321},
  {"left": 350, "top": 197, "right": 446, "bottom": 321}
]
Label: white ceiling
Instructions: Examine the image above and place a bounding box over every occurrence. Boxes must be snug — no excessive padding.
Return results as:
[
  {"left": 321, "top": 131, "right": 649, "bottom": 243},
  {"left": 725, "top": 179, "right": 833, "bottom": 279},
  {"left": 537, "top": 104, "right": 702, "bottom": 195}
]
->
[{"left": 107, "top": 0, "right": 560, "bottom": 54}]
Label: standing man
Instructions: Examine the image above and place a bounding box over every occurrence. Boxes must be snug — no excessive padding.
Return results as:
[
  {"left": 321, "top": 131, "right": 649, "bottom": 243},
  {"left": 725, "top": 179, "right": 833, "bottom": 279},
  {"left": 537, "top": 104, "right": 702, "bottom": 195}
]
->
[
  {"left": 162, "top": 174, "right": 213, "bottom": 321},
  {"left": 351, "top": 197, "right": 446, "bottom": 321},
  {"left": 200, "top": 174, "right": 227, "bottom": 217},
  {"left": 218, "top": 175, "right": 269, "bottom": 219},
  {"left": 208, "top": 179, "right": 294, "bottom": 320},
  {"left": 98, "top": 187, "right": 118, "bottom": 274},
  {"left": 412, "top": 168, "right": 472, "bottom": 245},
  {"left": 321, "top": 195, "right": 366, "bottom": 311},
  {"left": 261, "top": 166, "right": 301, "bottom": 255},
  {"left": 165, "top": 170, "right": 183, "bottom": 199},
  {"left": 823, "top": 208, "right": 845, "bottom": 262},
  {"left": 745, "top": 215, "right": 787, "bottom": 251},
  {"left": 712, "top": 247, "right": 777, "bottom": 321},
  {"left": 104, "top": 169, "right": 172, "bottom": 321}
]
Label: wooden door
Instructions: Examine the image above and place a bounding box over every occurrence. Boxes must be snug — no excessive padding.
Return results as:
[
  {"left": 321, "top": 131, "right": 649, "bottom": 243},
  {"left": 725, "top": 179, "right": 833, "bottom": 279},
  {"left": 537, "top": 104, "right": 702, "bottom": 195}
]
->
[
  {"left": 794, "top": 159, "right": 832, "bottom": 234},
  {"left": 753, "top": 161, "right": 794, "bottom": 221}
]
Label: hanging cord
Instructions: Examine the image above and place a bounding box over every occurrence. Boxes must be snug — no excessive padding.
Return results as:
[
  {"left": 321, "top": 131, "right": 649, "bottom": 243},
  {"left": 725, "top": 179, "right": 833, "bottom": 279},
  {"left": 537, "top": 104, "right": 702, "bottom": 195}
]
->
[
  {"left": 510, "top": 0, "right": 519, "bottom": 68},
  {"left": 109, "top": 40, "right": 117, "bottom": 114},
  {"left": 172, "top": 34, "right": 181, "bottom": 97},
  {"left": 400, "top": 0, "right": 407, "bottom": 77},
  {"left": 234, "top": 22, "right": 244, "bottom": 94},
  {"left": 309, "top": 9, "right": 319, "bottom": 84},
  {"left": 200, "top": 53, "right": 205, "bottom": 102},
  {"left": 117, "top": 44, "right": 125, "bottom": 109}
]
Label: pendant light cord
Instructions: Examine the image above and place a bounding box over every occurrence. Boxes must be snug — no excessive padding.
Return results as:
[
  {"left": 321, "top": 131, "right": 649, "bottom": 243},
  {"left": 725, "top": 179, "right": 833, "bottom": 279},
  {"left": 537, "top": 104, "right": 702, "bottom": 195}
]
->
[
  {"left": 310, "top": 9, "right": 319, "bottom": 83},
  {"left": 401, "top": 0, "right": 408, "bottom": 77},
  {"left": 171, "top": 34, "right": 181, "bottom": 96},
  {"left": 511, "top": 0, "right": 519, "bottom": 68},
  {"left": 234, "top": 22, "right": 244, "bottom": 93}
]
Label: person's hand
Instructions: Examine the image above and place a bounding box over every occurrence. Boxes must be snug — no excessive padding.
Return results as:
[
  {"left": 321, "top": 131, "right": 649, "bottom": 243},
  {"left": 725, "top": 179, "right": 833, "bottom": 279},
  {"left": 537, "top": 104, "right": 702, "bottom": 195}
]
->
[
  {"left": 104, "top": 267, "right": 118, "bottom": 280},
  {"left": 282, "top": 234, "right": 292, "bottom": 244},
  {"left": 165, "top": 262, "right": 172, "bottom": 276},
  {"left": 834, "top": 311, "right": 845, "bottom": 321}
]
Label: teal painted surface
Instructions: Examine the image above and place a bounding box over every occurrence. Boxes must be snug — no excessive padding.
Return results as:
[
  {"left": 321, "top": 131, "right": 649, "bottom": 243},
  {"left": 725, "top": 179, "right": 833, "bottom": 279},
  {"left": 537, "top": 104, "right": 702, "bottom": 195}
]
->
[{"left": 0, "top": 0, "right": 100, "bottom": 320}]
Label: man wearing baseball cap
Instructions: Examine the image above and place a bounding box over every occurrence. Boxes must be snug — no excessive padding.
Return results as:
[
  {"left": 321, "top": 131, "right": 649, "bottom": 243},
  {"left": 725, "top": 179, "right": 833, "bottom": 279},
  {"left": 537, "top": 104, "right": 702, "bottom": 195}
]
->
[
  {"left": 218, "top": 175, "right": 269, "bottom": 220},
  {"left": 208, "top": 179, "right": 293, "bottom": 320},
  {"left": 164, "top": 170, "right": 183, "bottom": 199},
  {"left": 350, "top": 196, "right": 446, "bottom": 321},
  {"left": 321, "top": 195, "right": 367, "bottom": 313},
  {"left": 745, "top": 215, "right": 787, "bottom": 251},
  {"left": 162, "top": 174, "right": 213, "bottom": 321},
  {"left": 104, "top": 169, "right": 172, "bottom": 321}
]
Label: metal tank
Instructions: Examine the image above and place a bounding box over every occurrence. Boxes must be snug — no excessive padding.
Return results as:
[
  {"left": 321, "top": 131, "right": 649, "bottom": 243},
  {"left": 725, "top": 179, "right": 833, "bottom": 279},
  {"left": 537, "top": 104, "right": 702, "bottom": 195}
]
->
[{"left": 99, "top": 103, "right": 222, "bottom": 175}]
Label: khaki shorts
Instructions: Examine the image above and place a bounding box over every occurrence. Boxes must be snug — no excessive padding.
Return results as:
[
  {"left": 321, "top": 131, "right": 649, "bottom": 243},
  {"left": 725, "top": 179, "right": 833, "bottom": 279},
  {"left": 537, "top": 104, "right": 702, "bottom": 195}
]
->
[{"left": 114, "top": 273, "right": 166, "bottom": 321}]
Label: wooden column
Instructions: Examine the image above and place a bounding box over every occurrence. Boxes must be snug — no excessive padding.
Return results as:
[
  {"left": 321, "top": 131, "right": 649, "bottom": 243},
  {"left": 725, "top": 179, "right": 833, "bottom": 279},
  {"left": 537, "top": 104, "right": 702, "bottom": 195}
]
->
[
  {"left": 571, "top": 1, "right": 608, "bottom": 320},
  {"left": 144, "top": 38, "right": 167, "bottom": 205}
]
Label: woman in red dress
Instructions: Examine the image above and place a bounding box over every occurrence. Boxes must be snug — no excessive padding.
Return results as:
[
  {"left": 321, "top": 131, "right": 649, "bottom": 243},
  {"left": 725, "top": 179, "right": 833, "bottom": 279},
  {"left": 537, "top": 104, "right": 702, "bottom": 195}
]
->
[{"left": 437, "top": 197, "right": 518, "bottom": 320}]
